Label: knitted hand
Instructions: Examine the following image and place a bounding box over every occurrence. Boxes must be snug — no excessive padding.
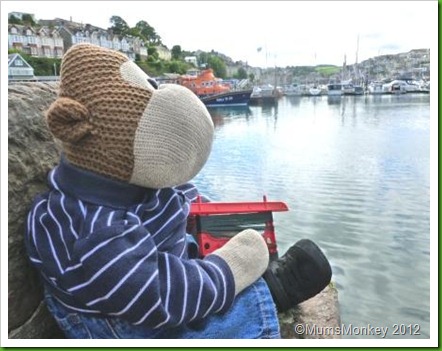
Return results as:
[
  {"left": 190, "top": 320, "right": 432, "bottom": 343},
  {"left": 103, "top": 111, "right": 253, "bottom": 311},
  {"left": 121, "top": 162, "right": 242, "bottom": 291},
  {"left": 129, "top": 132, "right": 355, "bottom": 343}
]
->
[{"left": 210, "top": 229, "right": 269, "bottom": 295}]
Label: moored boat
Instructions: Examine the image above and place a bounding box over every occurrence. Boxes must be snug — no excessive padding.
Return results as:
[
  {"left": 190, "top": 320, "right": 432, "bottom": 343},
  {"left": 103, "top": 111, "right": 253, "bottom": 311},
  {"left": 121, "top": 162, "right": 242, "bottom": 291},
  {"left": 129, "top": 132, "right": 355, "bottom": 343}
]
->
[
  {"left": 382, "top": 79, "right": 421, "bottom": 94},
  {"left": 282, "top": 83, "right": 302, "bottom": 96},
  {"left": 327, "top": 83, "right": 343, "bottom": 96},
  {"left": 178, "top": 69, "right": 231, "bottom": 97},
  {"left": 342, "top": 82, "right": 356, "bottom": 95},
  {"left": 309, "top": 86, "right": 322, "bottom": 96},
  {"left": 368, "top": 81, "right": 385, "bottom": 95},
  {"left": 383, "top": 80, "right": 407, "bottom": 94},
  {"left": 177, "top": 68, "right": 252, "bottom": 106},
  {"left": 200, "top": 89, "right": 253, "bottom": 107},
  {"left": 249, "top": 84, "right": 281, "bottom": 104}
]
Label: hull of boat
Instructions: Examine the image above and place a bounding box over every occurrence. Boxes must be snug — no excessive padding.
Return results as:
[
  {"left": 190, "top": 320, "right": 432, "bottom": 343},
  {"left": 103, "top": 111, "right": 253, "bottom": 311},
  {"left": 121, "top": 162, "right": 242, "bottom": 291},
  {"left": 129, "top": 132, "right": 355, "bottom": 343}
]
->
[
  {"left": 200, "top": 90, "right": 252, "bottom": 107},
  {"left": 249, "top": 94, "right": 279, "bottom": 105},
  {"left": 309, "top": 88, "right": 322, "bottom": 96},
  {"left": 327, "top": 84, "right": 343, "bottom": 96}
]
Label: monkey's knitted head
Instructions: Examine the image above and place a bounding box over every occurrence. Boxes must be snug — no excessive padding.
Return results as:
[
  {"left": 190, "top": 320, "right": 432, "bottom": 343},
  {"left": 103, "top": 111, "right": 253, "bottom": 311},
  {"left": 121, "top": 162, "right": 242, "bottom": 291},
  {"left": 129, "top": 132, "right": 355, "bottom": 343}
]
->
[{"left": 46, "top": 43, "right": 214, "bottom": 189}]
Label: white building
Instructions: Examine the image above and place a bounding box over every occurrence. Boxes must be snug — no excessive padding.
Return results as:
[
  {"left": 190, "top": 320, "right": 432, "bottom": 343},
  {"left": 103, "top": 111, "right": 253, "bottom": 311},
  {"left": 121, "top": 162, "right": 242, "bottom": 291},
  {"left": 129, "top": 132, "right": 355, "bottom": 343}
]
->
[{"left": 8, "top": 53, "right": 34, "bottom": 78}]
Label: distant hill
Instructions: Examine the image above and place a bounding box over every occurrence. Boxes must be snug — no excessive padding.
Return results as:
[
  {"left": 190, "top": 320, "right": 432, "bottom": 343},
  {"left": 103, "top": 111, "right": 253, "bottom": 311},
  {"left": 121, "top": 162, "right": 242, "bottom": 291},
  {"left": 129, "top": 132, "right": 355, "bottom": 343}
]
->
[{"left": 249, "top": 48, "right": 430, "bottom": 85}]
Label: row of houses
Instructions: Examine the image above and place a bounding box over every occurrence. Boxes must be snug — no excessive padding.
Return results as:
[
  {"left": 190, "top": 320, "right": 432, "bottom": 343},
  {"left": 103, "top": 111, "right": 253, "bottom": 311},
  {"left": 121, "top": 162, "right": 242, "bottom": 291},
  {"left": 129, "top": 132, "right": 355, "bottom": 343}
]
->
[
  {"left": 7, "top": 12, "right": 179, "bottom": 64},
  {"left": 8, "top": 12, "right": 180, "bottom": 79},
  {"left": 8, "top": 18, "right": 150, "bottom": 61}
]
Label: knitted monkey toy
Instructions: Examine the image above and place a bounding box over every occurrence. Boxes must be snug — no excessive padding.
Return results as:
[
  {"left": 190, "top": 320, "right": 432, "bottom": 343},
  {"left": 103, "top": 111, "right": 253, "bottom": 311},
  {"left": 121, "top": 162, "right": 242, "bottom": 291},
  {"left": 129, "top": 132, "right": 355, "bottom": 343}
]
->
[{"left": 25, "top": 43, "right": 331, "bottom": 339}]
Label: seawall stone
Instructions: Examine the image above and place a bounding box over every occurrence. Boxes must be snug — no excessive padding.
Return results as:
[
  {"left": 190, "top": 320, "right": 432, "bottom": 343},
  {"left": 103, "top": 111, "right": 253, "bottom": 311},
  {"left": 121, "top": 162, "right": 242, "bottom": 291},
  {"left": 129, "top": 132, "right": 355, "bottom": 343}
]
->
[{"left": 8, "top": 82, "right": 340, "bottom": 339}]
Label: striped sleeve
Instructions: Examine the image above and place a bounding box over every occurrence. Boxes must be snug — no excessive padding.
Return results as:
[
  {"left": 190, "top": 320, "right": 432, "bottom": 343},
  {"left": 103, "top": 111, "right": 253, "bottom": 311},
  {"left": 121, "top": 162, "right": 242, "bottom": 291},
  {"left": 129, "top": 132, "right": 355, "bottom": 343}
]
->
[{"left": 63, "top": 221, "right": 235, "bottom": 328}]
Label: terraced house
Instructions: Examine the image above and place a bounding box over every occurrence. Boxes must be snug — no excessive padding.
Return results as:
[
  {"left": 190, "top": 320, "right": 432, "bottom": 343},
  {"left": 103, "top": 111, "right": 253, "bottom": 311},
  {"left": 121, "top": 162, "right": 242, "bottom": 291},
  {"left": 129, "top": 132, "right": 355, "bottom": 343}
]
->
[
  {"left": 8, "top": 12, "right": 149, "bottom": 61},
  {"left": 8, "top": 24, "right": 64, "bottom": 58}
]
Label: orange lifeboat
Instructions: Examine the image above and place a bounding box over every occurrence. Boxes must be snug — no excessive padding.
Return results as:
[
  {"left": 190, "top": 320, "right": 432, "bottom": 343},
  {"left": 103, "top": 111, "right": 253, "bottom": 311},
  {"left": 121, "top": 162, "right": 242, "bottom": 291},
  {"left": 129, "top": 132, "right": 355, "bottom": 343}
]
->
[{"left": 178, "top": 69, "right": 231, "bottom": 97}]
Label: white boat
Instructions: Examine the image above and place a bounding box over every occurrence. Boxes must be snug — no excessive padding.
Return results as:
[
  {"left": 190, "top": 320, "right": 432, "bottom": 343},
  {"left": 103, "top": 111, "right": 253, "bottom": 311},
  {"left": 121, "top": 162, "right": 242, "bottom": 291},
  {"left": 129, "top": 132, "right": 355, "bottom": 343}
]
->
[
  {"left": 250, "top": 84, "right": 280, "bottom": 104},
  {"left": 368, "top": 82, "right": 385, "bottom": 95},
  {"left": 399, "top": 79, "right": 422, "bottom": 93},
  {"left": 282, "top": 83, "right": 302, "bottom": 96},
  {"left": 309, "top": 86, "right": 322, "bottom": 96},
  {"left": 382, "top": 80, "right": 407, "bottom": 94},
  {"left": 382, "top": 79, "right": 421, "bottom": 94},
  {"left": 327, "top": 83, "right": 343, "bottom": 96},
  {"left": 342, "top": 83, "right": 355, "bottom": 95}
]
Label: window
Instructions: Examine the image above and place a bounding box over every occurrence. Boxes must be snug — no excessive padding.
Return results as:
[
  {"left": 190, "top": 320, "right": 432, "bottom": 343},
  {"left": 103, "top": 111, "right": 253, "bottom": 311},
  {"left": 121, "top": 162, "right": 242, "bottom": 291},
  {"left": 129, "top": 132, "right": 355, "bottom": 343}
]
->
[
  {"left": 11, "top": 35, "right": 21, "bottom": 43},
  {"left": 10, "top": 27, "right": 18, "bottom": 34},
  {"left": 15, "top": 59, "right": 23, "bottom": 66}
]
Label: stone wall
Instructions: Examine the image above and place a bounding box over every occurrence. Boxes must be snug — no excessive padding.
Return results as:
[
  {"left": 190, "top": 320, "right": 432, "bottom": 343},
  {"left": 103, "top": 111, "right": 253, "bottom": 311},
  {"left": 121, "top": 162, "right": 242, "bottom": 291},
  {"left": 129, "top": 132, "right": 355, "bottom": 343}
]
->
[
  {"left": 8, "top": 82, "right": 340, "bottom": 339},
  {"left": 8, "top": 82, "right": 63, "bottom": 338}
]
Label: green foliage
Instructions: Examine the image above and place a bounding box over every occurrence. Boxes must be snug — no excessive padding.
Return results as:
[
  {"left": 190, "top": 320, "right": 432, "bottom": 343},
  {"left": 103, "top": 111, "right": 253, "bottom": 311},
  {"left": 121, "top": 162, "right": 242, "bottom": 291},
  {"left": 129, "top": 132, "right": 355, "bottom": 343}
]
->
[
  {"left": 147, "top": 46, "right": 158, "bottom": 58},
  {"left": 135, "top": 20, "right": 161, "bottom": 45},
  {"left": 315, "top": 65, "right": 340, "bottom": 77},
  {"left": 8, "top": 48, "right": 22, "bottom": 54},
  {"left": 234, "top": 67, "right": 248, "bottom": 79},
  {"left": 171, "top": 45, "right": 182, "bottom": 60},
  {"left": 207, "top": 55, "right": 227, "bottom": 78},
  {"left": 166, "top": 60, "right": 193, "bottom": 74},
  {"left": 136, "top": 61, "right": 157, "bottom": 77},
  {"left": 21, "top": 14, "right": 36, "bottom": 26},
  {"left": 108, "top": 15, "right": 162, "bottom": 45},
  {"left": 8, "top": 14, "right": 21, "bottom": 24},
  {"left": 108, "top": 16, "right": 129, "bottom": 35},
  {"left": 291, "top": 66, "right": 315, "bottom": 76},
  {"left": 198, "top": 52, "right": 209, "bottom": 66}
]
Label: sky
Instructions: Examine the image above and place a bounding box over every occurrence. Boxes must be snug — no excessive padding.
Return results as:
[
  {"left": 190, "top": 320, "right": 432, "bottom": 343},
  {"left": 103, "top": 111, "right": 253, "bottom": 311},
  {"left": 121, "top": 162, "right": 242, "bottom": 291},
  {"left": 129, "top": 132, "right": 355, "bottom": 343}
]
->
[{"left": 3, "top": 1, "right": 438, "bottom": 67}]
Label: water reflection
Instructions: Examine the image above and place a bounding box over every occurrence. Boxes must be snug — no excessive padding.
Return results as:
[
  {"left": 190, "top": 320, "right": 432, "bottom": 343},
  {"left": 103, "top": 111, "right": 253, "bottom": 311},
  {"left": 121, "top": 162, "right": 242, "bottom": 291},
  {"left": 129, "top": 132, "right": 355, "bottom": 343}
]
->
[
  {"left": 197, "top": 94, "right": 431, "bottom": 339},
  {"left": 207, "top": 105, "right": 252, "bottom": 128},
  {"left": 286, "top": 95, "right": 301, "bottom": 106},
  {"left": 327, "top": 95, "right": 342, "bottom": 105}
]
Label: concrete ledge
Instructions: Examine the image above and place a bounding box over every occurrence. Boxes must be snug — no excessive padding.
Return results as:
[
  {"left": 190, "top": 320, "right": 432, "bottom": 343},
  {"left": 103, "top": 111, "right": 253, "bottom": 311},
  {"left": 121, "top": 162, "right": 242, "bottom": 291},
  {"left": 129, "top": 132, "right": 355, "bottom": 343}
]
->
[{"left": 280, "top": 283, "right": 341, "bottom": 339}]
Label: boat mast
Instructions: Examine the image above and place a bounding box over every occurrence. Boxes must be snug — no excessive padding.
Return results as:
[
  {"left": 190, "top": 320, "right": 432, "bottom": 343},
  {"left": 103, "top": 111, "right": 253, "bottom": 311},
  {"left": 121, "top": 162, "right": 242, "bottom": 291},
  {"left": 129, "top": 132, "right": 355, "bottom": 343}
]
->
[
  {"left": 354, "top": 34, "right": 360, "bottom": 84},
  {"left": 342, "top": 54, "right": 346, "bottom": 83},
  {"left": 274, "top": 53, "right": 277, "bottom": 96}
]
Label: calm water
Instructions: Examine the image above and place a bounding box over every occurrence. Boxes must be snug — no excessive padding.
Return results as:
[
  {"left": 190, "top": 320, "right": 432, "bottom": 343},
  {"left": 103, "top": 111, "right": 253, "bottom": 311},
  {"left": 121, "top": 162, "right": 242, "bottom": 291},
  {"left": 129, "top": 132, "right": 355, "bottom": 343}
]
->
[{"left": 193, "top": 93, "right": 431, "bottom": 339}]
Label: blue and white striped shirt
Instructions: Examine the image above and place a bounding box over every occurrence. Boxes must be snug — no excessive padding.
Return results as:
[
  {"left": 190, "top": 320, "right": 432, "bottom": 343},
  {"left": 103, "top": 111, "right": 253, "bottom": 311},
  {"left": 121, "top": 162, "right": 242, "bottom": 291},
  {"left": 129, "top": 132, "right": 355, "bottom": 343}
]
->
[{"left": 25, "top": 157, "right": 235, "bottom": 328}]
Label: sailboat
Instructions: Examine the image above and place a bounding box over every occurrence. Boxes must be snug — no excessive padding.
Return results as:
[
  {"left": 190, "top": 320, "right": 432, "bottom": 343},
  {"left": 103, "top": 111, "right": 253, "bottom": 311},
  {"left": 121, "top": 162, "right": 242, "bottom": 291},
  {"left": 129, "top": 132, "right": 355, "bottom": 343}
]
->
[
  {"left": 250, "top": 49, "right": 281, "bottom": 104},
  {"left": 351, "top": 35, "right": 365, "bottom": 95},
  {"left": 309, "top": 51, "right": 323, "bottom": 96}
]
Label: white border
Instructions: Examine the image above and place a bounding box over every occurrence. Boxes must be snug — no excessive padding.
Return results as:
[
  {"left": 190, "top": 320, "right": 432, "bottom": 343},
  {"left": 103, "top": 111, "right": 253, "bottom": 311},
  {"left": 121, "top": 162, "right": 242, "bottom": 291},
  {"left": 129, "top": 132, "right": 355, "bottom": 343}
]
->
[{"left": 2, "top": 0, "right": 438, "bottom": 347}]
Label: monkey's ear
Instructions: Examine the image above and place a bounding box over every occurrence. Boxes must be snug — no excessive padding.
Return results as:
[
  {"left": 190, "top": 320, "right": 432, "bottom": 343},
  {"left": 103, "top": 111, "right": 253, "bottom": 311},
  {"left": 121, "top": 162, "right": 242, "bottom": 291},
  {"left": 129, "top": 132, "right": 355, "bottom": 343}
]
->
[{"left": 46, "top": 97, "right": 94, "bottom": 143}]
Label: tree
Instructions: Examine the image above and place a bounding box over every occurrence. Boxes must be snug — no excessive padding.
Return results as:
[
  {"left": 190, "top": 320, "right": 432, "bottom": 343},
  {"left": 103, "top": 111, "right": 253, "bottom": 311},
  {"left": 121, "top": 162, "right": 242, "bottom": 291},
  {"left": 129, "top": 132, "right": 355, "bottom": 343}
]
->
[
  {"left": 8, "top": 14, "right": 21, "bottom": 25},
  {"left": 171, "top": 45, "right": 182, "bottom": 60},
  {"left": 109, "top": 16, "right": 129, "bottom": 35},
  {"left": 198, "top": 52, "right": 209, "bottom": 67},
  {"left": 21, "top": 14, "right": 36, "bottom": 26},
  {"left": 147, "top": 46, "right": 158, "bottom": 59},
  {"left": 167, "top": 60, "right": 191, "bottom": 74},
  {"left": 207, "top": 55, "right": 227, "bottom": 78},
  {"left": 235, "top": 67, "right": 248, "bottom": 79},
  {"left": 135, "top": 20, "right": 161, "bottom": 44}
]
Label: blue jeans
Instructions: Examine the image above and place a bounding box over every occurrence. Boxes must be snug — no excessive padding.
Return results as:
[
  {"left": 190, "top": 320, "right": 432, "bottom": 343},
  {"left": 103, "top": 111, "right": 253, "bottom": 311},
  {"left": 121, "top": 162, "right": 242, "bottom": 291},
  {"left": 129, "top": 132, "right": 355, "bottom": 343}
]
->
[{"left": 44, "top": 278, "right": 280, "bottom": 339}]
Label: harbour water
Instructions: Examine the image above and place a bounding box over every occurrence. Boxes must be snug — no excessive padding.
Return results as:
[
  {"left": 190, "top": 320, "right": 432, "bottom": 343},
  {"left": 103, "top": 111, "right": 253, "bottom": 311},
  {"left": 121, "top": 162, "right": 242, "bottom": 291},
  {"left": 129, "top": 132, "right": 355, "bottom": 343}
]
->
[{"left": 192, "top": 93, "right": 431, "bottom": 339}]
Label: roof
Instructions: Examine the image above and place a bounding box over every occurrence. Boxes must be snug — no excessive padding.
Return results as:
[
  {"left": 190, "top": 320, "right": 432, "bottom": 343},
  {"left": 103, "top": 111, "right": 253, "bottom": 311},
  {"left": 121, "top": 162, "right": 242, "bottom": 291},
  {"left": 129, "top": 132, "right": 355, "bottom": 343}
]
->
[{"left": 8, "top": 53, "right": 33, "bottom": 69}]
